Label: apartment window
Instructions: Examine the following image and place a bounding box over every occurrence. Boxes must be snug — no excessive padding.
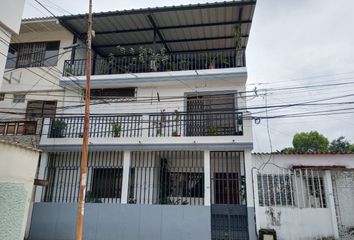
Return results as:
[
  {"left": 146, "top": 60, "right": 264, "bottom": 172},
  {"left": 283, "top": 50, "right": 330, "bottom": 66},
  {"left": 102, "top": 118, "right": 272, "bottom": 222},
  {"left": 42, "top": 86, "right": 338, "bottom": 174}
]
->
[
  {"left": 5, "top": 41, "right": 60, "bottom": 68},
  {"left": 26, "top": 100, "right": 57, "bottom": 118},
  {"left": 257, "top": 174, "right": 293, "bottom": 206},
  {"left": 91, "top": 168, "right": 123, "bottom": 199},
  {"left": 186, "top": 93, "right": 236, "bottom": 136},
  {"left": 13, "top": 94, "right": 25, "bottom": 103},
  {"left": 0, "top": 93, "right": 5, "bottom": 101},
  {"left": 88, "top": 87, "right": 136, "bottom": 100}
]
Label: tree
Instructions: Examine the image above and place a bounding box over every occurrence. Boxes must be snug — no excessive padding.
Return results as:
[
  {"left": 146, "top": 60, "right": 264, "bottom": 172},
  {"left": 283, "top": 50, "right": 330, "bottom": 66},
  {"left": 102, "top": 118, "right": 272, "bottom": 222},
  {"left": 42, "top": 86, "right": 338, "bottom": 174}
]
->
[
  {"left": 329, "top": 136, "right": 351, "bottom": 153},
  {"left": 292, "top": 131, "right": 329, "bottom": 153}
]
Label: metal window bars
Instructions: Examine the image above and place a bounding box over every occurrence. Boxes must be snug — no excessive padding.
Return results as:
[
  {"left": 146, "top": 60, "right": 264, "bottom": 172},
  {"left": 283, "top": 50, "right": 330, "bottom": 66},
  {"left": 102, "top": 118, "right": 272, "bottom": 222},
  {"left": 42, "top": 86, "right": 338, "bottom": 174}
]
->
[{"left": 257, "top": 169, "right": 327, "bottom": 208}]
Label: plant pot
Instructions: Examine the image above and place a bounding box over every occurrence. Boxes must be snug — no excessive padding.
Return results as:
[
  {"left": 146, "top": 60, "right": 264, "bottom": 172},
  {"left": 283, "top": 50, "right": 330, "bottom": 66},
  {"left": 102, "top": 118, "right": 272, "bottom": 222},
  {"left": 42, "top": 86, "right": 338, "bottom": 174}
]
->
[{"left": 208, "top": 64, "right": 215, "bottom": 69}]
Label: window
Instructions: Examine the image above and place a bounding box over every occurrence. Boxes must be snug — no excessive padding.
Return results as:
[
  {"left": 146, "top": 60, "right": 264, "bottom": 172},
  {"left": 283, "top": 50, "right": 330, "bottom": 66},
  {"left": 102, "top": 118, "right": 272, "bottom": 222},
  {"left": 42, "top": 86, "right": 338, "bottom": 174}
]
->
[
  {"left": 91, "top": 168, "right": 123, "bottom": 198},
  {"left": 257, "top": 174, "right": 293, "bottom": 206},
  {"left": 186, "top": 93, "right": 236, "bottom": 136},
  {"left": 13, "top": 94, "right": 25, "bottom": 103},
  {"left": 5, "top": 41, "right": 60, "bottom": 68},
  {"left": 306, "top": 176, "right": 326, "bottom": 208},
  {"left": 0, "top": 93, "right": 5, "bottom": 101},
  {"left": 88, "top": 87, "right": 136, "bottom": 100},
  {"left": 168, "top": 172, "right": 204, "bottom": 198},
  {"left": 26, "top": 100, "right": 57, "bottom": 118}
]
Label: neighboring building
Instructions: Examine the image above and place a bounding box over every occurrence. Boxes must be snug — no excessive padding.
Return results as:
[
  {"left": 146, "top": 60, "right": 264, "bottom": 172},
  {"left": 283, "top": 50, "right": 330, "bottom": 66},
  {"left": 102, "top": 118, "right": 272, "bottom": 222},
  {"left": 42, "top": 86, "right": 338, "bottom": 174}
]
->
[
  {"left": 28, "top": 1, "right": 258, "bottom": 240},
  {"left": 252, "top": 152, "right": 354, "bottom": 240},
  {"left": 0, "top": 140, "right": 41, "bottom": 240},
  {"left": 0, "top": 0, "right": 25, "bottom": 83},
  {"left": 0, "top": 18, "right": 78, "bottom": 147}
]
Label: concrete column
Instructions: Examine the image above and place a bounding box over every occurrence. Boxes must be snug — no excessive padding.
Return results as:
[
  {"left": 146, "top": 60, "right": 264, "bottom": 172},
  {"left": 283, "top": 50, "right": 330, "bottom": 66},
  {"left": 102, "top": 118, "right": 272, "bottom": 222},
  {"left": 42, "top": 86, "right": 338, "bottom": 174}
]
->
[
  {"left": 204, "top": 150, "right": 211, "bottom": 206},
  {"left": 121, "top": 151, "right": 131, "bottom": 204},
  {"left": 324, "top": 170, "right": 339, "bottom": 239},
  {"left": 244, "top": 150, "right": 257, "bottom": 240},
  {"left": 34, "top": 152, "right": 48, "bottom": 202}
]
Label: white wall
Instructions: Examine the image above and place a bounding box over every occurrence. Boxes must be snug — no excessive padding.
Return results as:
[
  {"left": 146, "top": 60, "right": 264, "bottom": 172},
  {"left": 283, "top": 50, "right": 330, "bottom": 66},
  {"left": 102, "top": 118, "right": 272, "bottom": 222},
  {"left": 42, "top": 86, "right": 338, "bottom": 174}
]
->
[
  {"left": 0, "top": 0, "right": 25, "bottom": 34},
  {"left": 0, "top": 140, "right": 40, "bottom": 240},
  {"left": 251, "top": 153, "right": 354, "bottom": 240}
]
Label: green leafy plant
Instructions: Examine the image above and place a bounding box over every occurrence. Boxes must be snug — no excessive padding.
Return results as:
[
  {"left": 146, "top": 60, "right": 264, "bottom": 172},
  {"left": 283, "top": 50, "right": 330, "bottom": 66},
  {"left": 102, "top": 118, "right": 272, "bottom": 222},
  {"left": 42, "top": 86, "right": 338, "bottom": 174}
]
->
[
  {"left": 85, "top": 191, "right": 102, "bottom": 203},
  {"left": 112, "top": 122, "right": 122, "bottom": 137},
  {"left": 50, "top": 119, "right": 67, "bottom": 138},
  {"left": 207, "top": 125, "right": 218, "bottom": 135}
]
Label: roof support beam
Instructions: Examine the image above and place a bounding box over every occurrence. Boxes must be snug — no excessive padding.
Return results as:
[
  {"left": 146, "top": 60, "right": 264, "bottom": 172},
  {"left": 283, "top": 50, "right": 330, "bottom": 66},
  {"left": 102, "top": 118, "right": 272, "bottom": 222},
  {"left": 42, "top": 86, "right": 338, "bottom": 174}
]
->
[
  {"left": 147, "top": 14, "right": 170, "bottom": 52},
  {"left": 95, "top": 35, "right": 249, "bottom": 48},
  {"left": 80, "top": 20, "right": 252, "bottom": 37}
]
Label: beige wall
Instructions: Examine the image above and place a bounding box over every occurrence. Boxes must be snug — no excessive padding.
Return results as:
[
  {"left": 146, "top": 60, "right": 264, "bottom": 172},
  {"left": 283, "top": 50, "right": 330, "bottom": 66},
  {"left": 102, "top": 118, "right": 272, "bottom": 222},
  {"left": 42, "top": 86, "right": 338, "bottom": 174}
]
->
[
  {"left": 0, "top": 141, "right": 40, "bottom": 240},
  {"left": 0, "top": 20, "right": 75, "bottom": 119}
]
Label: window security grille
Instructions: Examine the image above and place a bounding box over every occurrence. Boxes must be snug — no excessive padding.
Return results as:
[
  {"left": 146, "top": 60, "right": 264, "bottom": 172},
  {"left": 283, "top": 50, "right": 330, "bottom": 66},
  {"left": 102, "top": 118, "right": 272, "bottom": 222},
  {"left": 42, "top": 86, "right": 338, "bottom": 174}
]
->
[
  {"left": 257, "top": 169, "right": 327, "bottom": 208},
  {"left": 5, "top": 41, "right": 60, "bottom": 68}
]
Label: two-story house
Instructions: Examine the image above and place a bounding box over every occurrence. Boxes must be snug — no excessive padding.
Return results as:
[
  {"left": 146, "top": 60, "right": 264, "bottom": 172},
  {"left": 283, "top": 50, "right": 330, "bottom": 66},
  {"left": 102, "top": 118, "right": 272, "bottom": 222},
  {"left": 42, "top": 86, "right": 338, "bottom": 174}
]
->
[
  {"left": 0, "top": 17, "right": 83, "bottom": 146},
  {"left": 25, "top": 1, "right": 257, "bottom": 239}
]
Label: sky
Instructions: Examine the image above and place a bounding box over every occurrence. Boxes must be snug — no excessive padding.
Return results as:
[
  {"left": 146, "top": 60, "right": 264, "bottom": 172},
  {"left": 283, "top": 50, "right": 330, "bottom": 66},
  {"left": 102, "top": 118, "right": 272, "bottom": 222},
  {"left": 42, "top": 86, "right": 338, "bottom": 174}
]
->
[{"left": 23, "top": 0, "right": 354, "bottom": 152}]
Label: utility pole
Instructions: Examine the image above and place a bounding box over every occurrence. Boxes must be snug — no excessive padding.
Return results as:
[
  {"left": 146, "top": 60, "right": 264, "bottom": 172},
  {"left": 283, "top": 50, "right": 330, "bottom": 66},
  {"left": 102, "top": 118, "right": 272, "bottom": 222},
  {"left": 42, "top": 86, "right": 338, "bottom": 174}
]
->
[{"left": 75, "top": 0, "right": 93, "bottom": 239}]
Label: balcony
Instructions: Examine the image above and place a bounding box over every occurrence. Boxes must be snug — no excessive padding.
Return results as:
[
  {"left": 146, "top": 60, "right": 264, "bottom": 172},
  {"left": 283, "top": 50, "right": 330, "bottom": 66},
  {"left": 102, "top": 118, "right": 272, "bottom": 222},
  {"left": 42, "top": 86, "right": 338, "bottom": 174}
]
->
[
  {"left": 0, "top": 121, "right": 37, "bottom": 136},
  {"left": 45, "top": 111, "right": 243, "bottom": 139},
  {"left": 63, "top": 50, "right": 245, "bottom": 77}
]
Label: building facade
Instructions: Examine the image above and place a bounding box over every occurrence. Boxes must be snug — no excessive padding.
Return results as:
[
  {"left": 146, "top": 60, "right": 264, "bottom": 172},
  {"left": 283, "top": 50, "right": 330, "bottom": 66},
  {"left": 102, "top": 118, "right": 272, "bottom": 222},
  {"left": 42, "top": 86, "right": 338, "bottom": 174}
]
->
[
  {"left": 0, "top": 18, "right": 78, "bottom": 147},
  {"left": 25, "top": 1, "right": 258, "bottom": 240},
  {"left": 252, "top": 153, "right": 354, "bottom": 240}
]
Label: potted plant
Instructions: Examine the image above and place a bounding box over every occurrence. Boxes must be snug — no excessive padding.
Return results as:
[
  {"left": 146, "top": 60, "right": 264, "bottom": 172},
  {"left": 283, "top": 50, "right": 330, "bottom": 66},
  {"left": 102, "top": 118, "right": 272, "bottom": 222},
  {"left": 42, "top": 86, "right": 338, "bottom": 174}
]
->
[
  {"left": 49, "top": 119, "right": 67, "bottom": 138},
  {"left": 112, "top": 122, "right": 122, "bottom": 137},
  {"left": 172, "top": 109, "right": 181, "bottom": 137},
  {"left": 207, "top": 125, "right": 218, "bottom": 136}
]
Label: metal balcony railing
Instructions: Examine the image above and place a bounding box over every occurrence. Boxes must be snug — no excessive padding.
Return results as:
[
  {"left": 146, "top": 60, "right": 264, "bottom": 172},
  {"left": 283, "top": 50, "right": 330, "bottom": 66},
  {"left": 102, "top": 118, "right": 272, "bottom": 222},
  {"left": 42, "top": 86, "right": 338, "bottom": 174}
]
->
[
  {"left": 45, "top": 111, "right": 243, "bottom": 138},
  {"left": 63, "top": 49, "right": 245, "bottom": 77}
]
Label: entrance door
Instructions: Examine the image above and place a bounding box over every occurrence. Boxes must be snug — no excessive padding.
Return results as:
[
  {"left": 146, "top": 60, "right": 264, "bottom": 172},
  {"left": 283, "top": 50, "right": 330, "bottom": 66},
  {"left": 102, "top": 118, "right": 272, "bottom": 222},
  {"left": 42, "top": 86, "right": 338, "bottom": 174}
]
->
[{"left": 210, "top": 151, "right": 248, "bottom": 240}]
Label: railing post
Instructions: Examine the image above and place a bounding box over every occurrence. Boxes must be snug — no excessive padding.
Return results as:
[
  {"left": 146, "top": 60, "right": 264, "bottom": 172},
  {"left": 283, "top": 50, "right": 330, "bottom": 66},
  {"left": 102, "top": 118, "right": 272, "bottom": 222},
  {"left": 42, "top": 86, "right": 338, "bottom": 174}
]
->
[
  {"left": 204, "top": 150, "right": 211, "bottom": 206},
  {"left": 121, "top": 151, "right": 131, "bottom": 204}
]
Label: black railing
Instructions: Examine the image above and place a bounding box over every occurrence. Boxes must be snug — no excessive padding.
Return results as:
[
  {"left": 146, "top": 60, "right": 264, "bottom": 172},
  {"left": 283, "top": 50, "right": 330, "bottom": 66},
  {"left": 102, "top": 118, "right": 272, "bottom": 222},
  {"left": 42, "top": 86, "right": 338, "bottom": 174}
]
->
[
  {"left": 46, "top": 111, "right": 243, "bottom": 138},
  {"left": 63, "top": 49, "right": 245, "bottom": 76},
  {"left": 0, "top": 121, "right": 37, "bottom": 135}
]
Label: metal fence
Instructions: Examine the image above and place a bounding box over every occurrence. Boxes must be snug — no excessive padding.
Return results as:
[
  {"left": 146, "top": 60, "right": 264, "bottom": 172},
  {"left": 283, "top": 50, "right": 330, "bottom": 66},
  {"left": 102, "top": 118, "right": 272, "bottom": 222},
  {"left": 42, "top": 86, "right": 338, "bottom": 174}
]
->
[
  {"left": 45, "top": 111, "right": 243, "bottom": 139},
  {"left": 128, "top": 151, "right": 204, "bottom": 205},
  {"left": 63, "top": 49, "right": 245, "bottom": 77},
  {"left": 257, "top": 169, "right": 327, "bottom": 208},
  {"left": 42, "top": 151, "right": 123, "bottom": 203}
]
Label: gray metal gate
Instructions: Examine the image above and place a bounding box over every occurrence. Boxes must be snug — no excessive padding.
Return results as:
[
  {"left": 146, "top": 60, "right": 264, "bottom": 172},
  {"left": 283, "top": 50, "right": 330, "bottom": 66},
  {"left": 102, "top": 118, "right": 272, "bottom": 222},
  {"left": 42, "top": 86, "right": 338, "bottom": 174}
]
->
[{"left": 210, "top": 151, "right": 248, "bottom": 240}]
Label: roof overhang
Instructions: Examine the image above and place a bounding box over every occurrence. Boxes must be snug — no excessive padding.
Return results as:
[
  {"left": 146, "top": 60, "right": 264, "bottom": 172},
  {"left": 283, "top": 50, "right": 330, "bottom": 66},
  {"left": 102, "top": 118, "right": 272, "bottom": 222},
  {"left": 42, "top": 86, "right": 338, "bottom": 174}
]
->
[{"left": 57, "top": 1, "right": 256, "bottom": 56}]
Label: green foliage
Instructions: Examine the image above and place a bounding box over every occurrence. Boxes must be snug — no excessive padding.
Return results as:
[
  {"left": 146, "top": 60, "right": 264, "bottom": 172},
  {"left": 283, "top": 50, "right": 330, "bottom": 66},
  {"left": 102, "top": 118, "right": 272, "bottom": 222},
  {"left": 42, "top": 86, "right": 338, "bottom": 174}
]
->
[
  {"left": 207, "top": 125, "right": 218, "bottom": 135},
  {"left": 50, "top": 119, "right": 67, "bottom": 137},
  {"left": 329, "top": 136, "right": 351, "bottom": 153},
  {"left": 292, "top": 131, "right": 329, "bottom": 153},
  {"left": 280, "top": 147, "right": 296, "bottom": 153},
  {"left": 112, "top": 122, "right": 122, "bottom": 137}
]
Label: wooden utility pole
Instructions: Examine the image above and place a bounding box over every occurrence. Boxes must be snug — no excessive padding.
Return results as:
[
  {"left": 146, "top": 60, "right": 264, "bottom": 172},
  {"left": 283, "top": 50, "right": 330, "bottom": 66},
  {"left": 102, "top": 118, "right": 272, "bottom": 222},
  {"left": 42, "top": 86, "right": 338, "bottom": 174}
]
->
[{"left": 75, "top": 0, "right": 93, "bottom": 239}]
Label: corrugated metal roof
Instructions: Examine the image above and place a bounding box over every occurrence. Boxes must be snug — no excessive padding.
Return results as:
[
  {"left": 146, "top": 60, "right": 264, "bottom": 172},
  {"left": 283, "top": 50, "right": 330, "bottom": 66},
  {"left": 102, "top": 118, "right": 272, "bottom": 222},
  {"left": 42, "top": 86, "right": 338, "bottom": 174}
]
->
[{"left": 57, "top": 0, "right": 256, "bottom": 56}]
